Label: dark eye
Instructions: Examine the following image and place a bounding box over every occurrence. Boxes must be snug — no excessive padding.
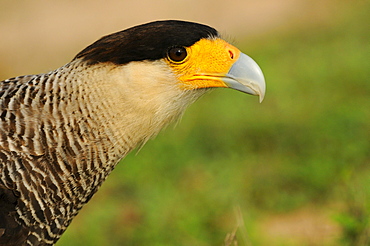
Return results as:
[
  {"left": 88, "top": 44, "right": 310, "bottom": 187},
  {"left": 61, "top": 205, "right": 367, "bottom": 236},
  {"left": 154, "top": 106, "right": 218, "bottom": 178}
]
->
[{"left": 167, "top": 47, "right": 187, "bottom": 62}]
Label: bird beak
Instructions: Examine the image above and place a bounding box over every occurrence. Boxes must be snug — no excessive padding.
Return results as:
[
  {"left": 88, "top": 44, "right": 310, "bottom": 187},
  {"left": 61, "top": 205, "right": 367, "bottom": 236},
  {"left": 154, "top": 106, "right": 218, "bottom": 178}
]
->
[
  {"left": 174, "top": 39, "right": 266, "bottom": 102},
  {"left": 222, "top": 53, "right": 266, "bottom": 102}
]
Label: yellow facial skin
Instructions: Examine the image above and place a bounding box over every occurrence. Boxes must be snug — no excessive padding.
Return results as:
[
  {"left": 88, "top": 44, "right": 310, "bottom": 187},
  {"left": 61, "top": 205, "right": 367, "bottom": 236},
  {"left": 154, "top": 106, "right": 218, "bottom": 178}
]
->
[{"left": 167, "top": 38, "right": 241, "bottom": 90}]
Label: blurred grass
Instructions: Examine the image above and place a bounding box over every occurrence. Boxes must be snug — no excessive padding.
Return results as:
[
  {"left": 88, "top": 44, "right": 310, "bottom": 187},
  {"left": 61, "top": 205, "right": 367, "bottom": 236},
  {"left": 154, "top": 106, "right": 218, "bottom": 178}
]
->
[{"left": 55, "top": 1, "right": 370, "bottom": 245}]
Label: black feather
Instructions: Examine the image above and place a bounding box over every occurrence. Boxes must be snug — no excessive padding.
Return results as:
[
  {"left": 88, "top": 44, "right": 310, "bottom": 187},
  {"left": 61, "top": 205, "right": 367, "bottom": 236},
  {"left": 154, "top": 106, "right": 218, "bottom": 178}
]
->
[{"left": 74, "top": 20, "right": 218, "bottom": 65}]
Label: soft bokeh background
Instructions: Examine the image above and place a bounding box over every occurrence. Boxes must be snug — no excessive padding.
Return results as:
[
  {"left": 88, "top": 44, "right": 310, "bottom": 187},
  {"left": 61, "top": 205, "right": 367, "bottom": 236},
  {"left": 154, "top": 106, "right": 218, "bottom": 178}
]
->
[{"left": 0, "top": 0, "right": 369, "bottom": 245}]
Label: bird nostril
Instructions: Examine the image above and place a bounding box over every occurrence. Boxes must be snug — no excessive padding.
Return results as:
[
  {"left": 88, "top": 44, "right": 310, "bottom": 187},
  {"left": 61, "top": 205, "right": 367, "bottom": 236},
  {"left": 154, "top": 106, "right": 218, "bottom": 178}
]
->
[{"left": 228, "top": 49, "right": 234, "bottom": 60}]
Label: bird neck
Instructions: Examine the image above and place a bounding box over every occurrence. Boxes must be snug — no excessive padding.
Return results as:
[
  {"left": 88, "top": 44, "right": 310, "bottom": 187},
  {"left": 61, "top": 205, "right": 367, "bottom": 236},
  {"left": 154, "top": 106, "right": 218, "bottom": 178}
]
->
[
  {"left": 43, "top": 59, "right": 206, "bottom": 199},
  {"left": 0, "top": 59, "right": 207, "bottom": 244}
]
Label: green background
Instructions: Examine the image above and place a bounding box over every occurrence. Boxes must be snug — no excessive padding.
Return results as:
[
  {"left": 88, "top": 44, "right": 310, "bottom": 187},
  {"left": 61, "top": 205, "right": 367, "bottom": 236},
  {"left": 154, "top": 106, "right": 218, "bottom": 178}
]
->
[{"left": 1, "top": 0, "right": 369, "bottom": 245}]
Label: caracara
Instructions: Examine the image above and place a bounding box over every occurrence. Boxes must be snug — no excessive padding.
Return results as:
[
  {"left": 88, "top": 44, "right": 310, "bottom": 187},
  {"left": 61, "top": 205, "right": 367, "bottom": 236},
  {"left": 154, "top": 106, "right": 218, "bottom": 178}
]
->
[{"left": 0, "top": 20, "right": 265, "bottom": 245}]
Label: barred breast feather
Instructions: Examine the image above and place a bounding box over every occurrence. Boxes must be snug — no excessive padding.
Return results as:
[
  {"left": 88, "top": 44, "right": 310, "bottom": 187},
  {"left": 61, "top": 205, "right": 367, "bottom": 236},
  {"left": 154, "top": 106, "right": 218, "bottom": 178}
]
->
[{"left": 0, "top": 64, "right": 131, "bottom": 245}]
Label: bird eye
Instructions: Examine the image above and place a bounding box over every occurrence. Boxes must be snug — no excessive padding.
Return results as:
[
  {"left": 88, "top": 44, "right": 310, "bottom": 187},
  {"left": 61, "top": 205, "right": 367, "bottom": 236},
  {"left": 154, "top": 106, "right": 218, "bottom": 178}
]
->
[{"left": 167, "top": 47, "right": 187, "bottom": 62}]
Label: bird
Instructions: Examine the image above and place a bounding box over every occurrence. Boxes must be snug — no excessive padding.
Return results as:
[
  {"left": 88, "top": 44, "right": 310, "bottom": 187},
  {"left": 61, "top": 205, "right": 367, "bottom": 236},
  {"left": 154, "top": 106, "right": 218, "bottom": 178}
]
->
[{"left": 0, "top": 20, "right": 265, "bottom": 245}]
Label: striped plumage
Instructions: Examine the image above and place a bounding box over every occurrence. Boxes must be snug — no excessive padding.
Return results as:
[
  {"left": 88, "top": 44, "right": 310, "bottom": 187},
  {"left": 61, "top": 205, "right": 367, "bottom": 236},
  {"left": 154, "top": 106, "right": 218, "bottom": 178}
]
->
[
  {"left": 0, "top": 63, "right": 130, "bottom": 245},
  {"left": 0, "top": 20, "right": 265, "bottom": 245}
]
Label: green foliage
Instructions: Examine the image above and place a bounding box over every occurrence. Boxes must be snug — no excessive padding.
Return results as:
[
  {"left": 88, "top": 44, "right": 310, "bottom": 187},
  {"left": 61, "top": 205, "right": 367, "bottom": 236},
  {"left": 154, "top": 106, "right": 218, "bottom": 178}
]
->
[{"left": 58, "top": 2, "right": 369, "bottom": 245}]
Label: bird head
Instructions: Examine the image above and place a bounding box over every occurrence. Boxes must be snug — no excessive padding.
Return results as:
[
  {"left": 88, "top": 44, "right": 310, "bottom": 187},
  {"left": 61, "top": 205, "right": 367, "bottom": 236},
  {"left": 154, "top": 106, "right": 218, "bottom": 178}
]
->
[
  {"left": 74, "top": 20, "right": 265, "bottom": 103},
  {"left": 71, "top": 20, "right": 266, "bottom": 141}
]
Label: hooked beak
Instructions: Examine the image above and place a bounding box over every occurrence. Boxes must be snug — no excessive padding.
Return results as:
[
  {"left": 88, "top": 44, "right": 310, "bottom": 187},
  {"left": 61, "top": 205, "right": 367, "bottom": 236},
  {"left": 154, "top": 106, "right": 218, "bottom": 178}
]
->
[{"left": 222, "top": 53, "right": 266, "bottom": 102}]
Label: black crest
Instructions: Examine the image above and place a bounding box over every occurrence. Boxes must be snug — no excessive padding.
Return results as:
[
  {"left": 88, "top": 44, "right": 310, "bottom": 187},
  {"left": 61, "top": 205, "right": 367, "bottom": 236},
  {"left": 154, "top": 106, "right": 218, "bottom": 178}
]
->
[{"left": 74, "top": 20, "right": 219, "bottom": 65}]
